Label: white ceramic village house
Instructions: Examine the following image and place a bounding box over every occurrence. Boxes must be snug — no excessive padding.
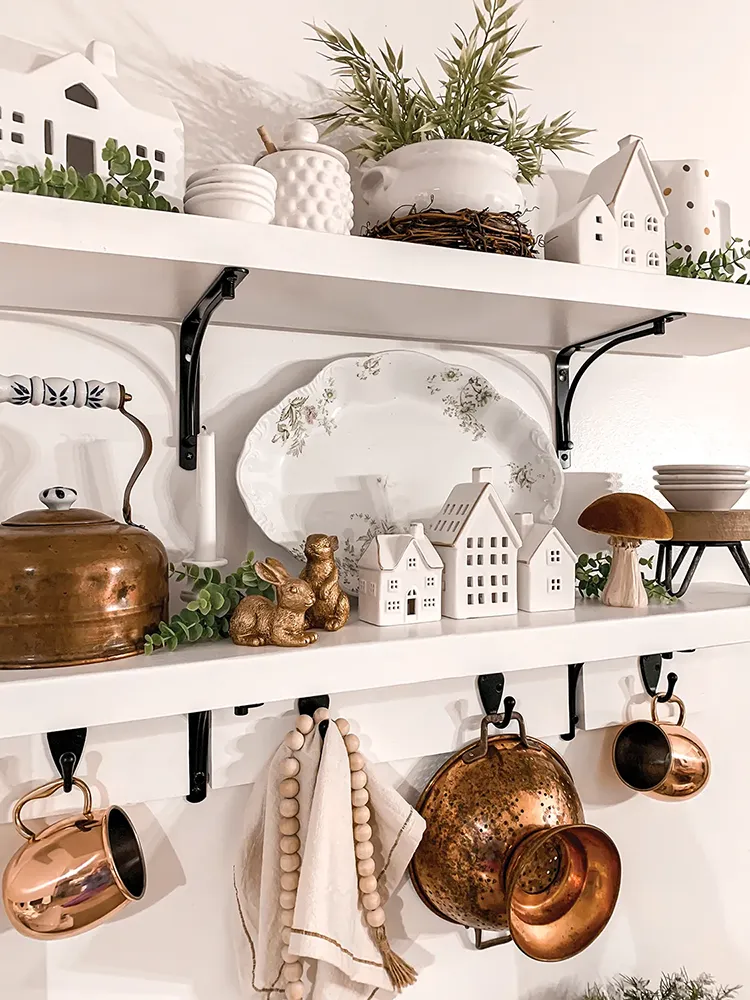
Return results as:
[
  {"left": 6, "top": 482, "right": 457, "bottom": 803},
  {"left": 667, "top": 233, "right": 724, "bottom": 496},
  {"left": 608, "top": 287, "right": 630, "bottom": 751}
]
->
[
  {"left": 427, "top": 467, "right": 522, "bottom": 619},
  {"left": 357, "top": 522, "right": 443, "bottom": 626},
  {"left": 0, "top": 36, "right": 183, "bottom": 199},
  {"left": 513, "top": 514, "right": 576, "bottom": 613},
  {"left": 545, "top": 135, "right": 667, "bottom": 273}
]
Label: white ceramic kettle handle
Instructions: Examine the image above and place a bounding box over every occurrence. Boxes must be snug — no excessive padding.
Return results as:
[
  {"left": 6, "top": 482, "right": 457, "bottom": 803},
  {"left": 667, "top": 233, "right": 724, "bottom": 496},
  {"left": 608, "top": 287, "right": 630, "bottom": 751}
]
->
[
  {"left": 360, "top": 165, "right": 397, "bottom": 205},
  {"left": 0, "top": 375, "right": 123, "bottom": 409}
]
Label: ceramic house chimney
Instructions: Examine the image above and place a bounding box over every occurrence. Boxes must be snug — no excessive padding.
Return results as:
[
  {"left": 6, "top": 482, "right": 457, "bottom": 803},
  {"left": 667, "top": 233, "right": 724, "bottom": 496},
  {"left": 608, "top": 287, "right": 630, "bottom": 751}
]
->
[
  {"left": 409, "top": 522, "right": 425, "bottom": 538},
  {"left": 472, "top": 467, "right": 492, "bottom": 484},
  {"left": 513, "top": 512, "right": 535, "bottom": 541},
  {"left": 86, "top": 40, "right": 117, "bottom": 77},
  {"left": 617, "top": 134, "right": 642, "bottom": 149}
]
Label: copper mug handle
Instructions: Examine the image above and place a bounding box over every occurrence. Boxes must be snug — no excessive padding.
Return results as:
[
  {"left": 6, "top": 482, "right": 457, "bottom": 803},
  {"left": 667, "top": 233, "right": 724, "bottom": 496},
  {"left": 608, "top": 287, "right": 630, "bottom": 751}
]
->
[
  {"left": 13, "top": 777, "right": 93, "bottom": 841},
  {"left": 651, "top": 693, "right": 686, "bottom": 727},
  {"left": 0, "top": 374, "right": 152, "bottom": 527}
]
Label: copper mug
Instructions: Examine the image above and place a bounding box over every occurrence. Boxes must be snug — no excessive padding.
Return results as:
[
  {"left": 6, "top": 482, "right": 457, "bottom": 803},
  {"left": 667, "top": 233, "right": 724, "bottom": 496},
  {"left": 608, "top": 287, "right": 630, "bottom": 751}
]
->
[
  {"left": 612, "top": 695, "right": 710, "bottom": 799},
  {"left": 2, "top": 777, "right": 146, "bottom": 938}
]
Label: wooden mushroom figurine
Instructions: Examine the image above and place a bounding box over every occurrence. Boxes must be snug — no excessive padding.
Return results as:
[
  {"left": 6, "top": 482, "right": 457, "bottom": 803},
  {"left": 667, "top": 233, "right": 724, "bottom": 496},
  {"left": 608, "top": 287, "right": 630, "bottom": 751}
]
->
[{"left": 578, "top": 493, "right": 673, "bottom": 608}]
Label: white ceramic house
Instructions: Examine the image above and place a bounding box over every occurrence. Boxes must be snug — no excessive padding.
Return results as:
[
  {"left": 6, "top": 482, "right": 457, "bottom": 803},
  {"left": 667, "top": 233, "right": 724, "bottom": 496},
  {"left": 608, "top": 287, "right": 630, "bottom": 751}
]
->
[
  {"left": 427, "top": 467, "right": 522, "bottom": 619},
  {"left": 545, "top": 135, "right": 667, "bottom": 273},
  {"left": 0, "top": 36, "right": 184, "bottom": 199},
  {"left": 358, "top": 522, "right": 443, "bottom": 627},
  {"left": 513, "top": 514, "right": 577, "bottom": 613}
]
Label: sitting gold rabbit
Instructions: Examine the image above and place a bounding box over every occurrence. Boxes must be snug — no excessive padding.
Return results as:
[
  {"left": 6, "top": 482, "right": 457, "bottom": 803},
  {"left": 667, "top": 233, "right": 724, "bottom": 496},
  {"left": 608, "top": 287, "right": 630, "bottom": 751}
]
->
[
  {"left": 301, "top": 533, "right": 350, "bottom": 632},
  {"left": 229, "top": 558, "right": 318, "bottom": 647}
]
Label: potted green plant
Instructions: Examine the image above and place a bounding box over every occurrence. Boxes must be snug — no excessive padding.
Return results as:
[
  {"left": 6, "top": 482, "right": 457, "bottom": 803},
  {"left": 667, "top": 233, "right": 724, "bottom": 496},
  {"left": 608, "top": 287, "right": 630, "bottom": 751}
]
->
[{"left": 309, "top": 0, "right": 590, "bottom": 225}]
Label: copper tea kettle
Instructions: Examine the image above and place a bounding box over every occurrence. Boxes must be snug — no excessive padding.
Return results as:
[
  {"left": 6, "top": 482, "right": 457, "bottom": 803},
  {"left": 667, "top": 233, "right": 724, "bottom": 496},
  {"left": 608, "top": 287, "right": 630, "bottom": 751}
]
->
[
  {"left": 410, "top": 708, "right": 621, "bottom": 961},
  {"left": 0, "top": 375, "right": 169, "bottom": 667}
]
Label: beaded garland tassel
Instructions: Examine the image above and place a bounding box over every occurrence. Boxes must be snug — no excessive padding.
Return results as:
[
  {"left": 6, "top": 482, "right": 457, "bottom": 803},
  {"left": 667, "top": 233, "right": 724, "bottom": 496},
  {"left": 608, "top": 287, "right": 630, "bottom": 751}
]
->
[{"left": 278, "top": 708, "right": 417, "bottom": 996}]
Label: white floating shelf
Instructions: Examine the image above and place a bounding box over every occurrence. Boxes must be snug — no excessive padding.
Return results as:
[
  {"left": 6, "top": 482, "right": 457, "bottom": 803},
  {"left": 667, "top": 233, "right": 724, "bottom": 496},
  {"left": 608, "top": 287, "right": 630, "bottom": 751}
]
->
[
  {"left": 1, "top": 583, "right": 749, "bottom": 739},
  {"left": 1, "top": 194, "right": 750, "bottom": 355}
]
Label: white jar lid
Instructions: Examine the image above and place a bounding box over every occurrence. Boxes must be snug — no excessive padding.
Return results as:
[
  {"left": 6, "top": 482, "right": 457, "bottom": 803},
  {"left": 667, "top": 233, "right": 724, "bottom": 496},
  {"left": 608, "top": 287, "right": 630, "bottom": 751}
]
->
[{"left": 255, "top": 120, "right": 350, "bottom": 170}]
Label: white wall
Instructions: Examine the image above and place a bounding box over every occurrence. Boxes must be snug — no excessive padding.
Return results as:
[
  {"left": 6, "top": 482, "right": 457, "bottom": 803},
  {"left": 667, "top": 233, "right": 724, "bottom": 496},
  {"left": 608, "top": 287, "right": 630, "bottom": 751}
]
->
[{"left": 1, "top": 1, "right": 750, "bottom": 996}]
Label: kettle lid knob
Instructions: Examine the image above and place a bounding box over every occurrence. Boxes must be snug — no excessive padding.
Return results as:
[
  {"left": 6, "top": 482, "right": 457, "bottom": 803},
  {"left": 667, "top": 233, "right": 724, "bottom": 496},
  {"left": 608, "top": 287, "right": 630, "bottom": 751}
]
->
[{"left": 40, "top": 486, "right": 78, "bottom": 511}]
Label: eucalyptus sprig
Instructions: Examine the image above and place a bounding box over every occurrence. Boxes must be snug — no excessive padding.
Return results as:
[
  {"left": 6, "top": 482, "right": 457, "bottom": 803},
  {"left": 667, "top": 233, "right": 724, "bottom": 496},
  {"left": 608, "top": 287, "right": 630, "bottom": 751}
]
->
[
  {"left": 308, "top": 0, "right": 590, "bottom": 181},
  {"left": 144, "top": 552, "right": 273, "bottom": 654},
  {"left": 667, "top": 237, "right": 750, "bottom": 282},
  {"left": 581, "top": 971, "right": 740, "bottom": 1000},
  {"left": 576, "top": 552, "right": 676, "bottom": 604},
  {"left": 0, "top": 138, "right": 176, "bottom": 211}
]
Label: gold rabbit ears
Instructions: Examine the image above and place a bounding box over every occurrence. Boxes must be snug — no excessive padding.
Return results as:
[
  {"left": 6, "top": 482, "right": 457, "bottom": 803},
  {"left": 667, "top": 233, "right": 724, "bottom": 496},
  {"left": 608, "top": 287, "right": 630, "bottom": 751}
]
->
[{"left": 255, "top": 558, "right": 292, "bottom": 587}]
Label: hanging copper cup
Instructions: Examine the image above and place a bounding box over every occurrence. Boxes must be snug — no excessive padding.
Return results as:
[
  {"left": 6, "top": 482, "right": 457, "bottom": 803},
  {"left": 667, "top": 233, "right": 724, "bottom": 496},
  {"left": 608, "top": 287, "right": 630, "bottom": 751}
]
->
[
  {"left": 613, "top": 695, "right": 710, "bottom": 799},
  {"left": 3, "top": 778, "right": 146, "bottom": 939},
  {"left": 410, "top": 710, "right": 621, "bottom": 960}
]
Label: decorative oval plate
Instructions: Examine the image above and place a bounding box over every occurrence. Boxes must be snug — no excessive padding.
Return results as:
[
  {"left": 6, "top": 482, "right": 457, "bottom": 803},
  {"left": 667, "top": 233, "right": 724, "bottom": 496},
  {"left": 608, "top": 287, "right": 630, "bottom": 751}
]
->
[{"left": 237, "top": 351, "right": 563, "bottom": 593}]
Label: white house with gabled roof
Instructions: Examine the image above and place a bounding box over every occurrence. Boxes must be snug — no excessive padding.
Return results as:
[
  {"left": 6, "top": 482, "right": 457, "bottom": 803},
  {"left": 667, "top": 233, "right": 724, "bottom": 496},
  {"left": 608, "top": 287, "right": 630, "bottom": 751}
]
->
[
  {"left": 513, "top": 513, "right": 577, "bottom": 613},
  {"left": 358, "top": 522, "right": 443, "bottom": 626},
  {"left": 545, "top": 135, "right": 667, "bottom": 273},
  {"left": 427, "top": 467, "right": 522, "bottom": 619}
]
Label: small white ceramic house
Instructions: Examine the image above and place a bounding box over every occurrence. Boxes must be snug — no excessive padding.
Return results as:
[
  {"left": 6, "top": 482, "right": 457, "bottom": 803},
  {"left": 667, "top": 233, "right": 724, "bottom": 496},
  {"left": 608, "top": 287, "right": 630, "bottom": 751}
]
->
[
  {"left": 358, "top": 522, "right": 443, "bottom": 626},
  {"left": 544, "top": 135, "right": 667, "bottom": 274},
  {"left": 513, "top": 514, "right": 576, "bottom": 613},
  {"left": 427, "top": 467, "right": 522, "bottom": 619},
  {"left": 0, "top": 36, "right": 184, "bottom": 199}
]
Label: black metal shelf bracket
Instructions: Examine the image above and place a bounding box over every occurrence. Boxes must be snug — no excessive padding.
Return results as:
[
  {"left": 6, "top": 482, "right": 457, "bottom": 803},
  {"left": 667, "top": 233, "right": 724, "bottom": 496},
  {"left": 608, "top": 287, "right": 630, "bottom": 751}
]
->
[
  {"left": 187, "top": 710, "right": 211, "bottom": 803},
  {"left": 298, "top": 694, "right": 331, "bottom": 738},
  {"left": 235, "top": 703, "right": 264, "bottom": 717},
  {"left": 179, "top": 266, "right": 249, "bottom": 470},
  {"left": 47, "top": 728, "right": 87, "bottom": 792},
  {"left": 560, "top": 663, "right": 584, "bottom": 741},
  {"left": 554, "top": 312, "right": 685, "bottom": 468}
]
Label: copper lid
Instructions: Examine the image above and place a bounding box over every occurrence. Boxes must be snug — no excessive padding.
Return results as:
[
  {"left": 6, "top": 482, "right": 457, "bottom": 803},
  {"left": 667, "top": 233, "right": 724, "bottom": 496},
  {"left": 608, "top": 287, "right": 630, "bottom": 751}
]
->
[{"left": 2, "top": 487, "right": 115, "bottom": 527}]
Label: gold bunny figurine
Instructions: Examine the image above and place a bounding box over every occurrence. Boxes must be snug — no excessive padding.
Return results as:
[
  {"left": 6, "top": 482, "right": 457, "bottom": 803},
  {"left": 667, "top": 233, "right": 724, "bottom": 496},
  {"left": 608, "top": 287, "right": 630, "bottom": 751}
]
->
[
  {"left": 301, "top": 533, "right": 350, "bottom": 631},
  {"left": 229, "top": 558, "right": 318, "bottom": 647}
]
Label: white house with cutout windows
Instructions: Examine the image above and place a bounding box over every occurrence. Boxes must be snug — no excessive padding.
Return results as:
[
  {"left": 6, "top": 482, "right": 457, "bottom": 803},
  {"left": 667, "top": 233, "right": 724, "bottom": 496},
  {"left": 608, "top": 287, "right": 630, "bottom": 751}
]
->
[
  {"left": 545, "top": 135, "right": 667, "bottom": 273},
  {"left": 357, "top": 522, "right": 443, "bottom": 627},
  {"left": 513, "top": 514, "right": 576, "bottom": 613},
  {"left": 0, "top": 36, "right": 183, "bottom": 200},
  {"left": 427, "top": 467, "right": 522, "bottom": 619}
]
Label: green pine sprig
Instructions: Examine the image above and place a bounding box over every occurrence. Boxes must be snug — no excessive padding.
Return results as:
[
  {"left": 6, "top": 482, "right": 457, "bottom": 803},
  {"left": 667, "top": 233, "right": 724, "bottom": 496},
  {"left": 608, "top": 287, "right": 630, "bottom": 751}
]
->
[
  {"left": 143, "top": 552, "right": 274, "bottom": 654},
  {"left": 582, "top": 971, "right": 740, "bottom": 1000},
  {"left": 308, "top": 0, "right": 590, "bottom": 182},
  {"left": 0, "top": 138, "right": 176, "bottom": 211},
  {"left": 576, "top": 552, "right": 676, "bottom": 604},
  {"left": 667, "top": 237, "right": 750, "bottom": 282}
]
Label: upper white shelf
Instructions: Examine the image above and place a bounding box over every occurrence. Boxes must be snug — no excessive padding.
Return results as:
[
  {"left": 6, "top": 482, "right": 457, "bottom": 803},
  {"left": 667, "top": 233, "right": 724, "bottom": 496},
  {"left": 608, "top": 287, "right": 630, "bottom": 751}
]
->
[
  {"left": 2, "top": 194, "right": 750, "bottom": 356},
  {"left": 0, "top": 583, "right": 748, "bottom": 739}
]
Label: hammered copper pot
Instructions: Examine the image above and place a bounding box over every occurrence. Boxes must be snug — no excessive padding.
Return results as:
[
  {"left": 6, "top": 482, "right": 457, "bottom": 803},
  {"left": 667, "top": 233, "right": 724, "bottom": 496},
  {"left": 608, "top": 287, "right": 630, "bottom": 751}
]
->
[
  {"left": 3, "top": 777, "right": 146, "bottom": 939},
  {"left": 410, "top": 711, "right": 621, "bottom": 961},
  {"left": 0, "top": 376, "right": 168, "bottom": 667}
]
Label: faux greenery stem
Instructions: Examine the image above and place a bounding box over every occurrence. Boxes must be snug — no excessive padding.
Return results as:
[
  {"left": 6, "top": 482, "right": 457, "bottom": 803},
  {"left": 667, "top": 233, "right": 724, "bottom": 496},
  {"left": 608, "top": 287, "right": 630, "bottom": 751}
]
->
[
  {"left": 582, "top": 971, "right": 740, "bottom": 1000},
  {"left": 308, "top": 0, "right": 590, "bottom": 182},
  {"left": 576, "top": 552, "right": 675, "bottom": 604},
  {"left": 667, "top": 237, "right": 750, "bottom": 282}
]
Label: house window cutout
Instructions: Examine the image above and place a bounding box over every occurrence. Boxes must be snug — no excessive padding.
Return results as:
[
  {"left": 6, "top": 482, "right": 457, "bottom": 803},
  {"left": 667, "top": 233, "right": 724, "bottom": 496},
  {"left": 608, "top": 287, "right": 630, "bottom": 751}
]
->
[
  {"left": 44, "top": 119, "right": 53, "bottom": 155},
  {"left": 466, "top": 577, "right": 473, "bottom": 588},
  {"left": 478, "top": 593, "right": 485, "bottom": 604},
  {"left": 10, "top": 132, "right": 23, "bottom": 144},
  {"left": 595, "top": 214, "right": 603, "bottom": 224},
  {"left": 477, "top": 576, "right": 484, "bottom": 587},
  {"left": 423, "top": 596, "right": 437, "bottom": 608},
  {"left": 549, "top": 578, "right": 562, "bottom": 592},
  {"left": 501, "top": 554, "right": 508, "bottom": 565},
  {"left": 476, "top": 554, "right": 484, "bottom": 566},
  {"left": 407, "top": 556, "right": 417, "bottom": 569},
  {"left": 466, "top": 538, "right": 473, "bottom": 549},
  {"left": 491, "top": 575, "right": 497, "bottom": 586},
  {"left": 490, "top": 537, "right": 498, "bottom": 547},
  {"left": 595, "top": 233, "right": 603, "bottom": 241},
  {"left": 358, "top": 579, "right": 366, "bottom": 593},
  {"left": 548, "top": 550, "right": 561, "bottom": 563},
  {"left": 477, "top": 537, "right": 484, "bottom": 548},
  {"left": 12, "top": 111, "right": 23, "bottom": 123},
  {"left": 647, "top": 250, "right": 661, "bottom": 268},
  {"left": 155, "top": 149, "right": 165, "bottom": 162},
  {"left": 136, "top": 144, "right": 147, "bottom": 157},
  {"left": 369, "top": 582, "right": 376, "bottom": 596},
  {"left": 466, "top": 555, "right": 473, "bottom": 566},
  {"left": 502, "top": 591, "right": 509, "bottom": 602},
  {"left": 502, "top": 575, "right": 508, "bottom": 586},
  {"left": 65, "top": 83, "right": 98, "bottom": 109},
  {"left": 622, "top": 211, "right": 636, "bottom": 228},
  {"left": 426, "top": 576, "right": 436, "bottom": 588},
  {"left": 385, "top": 599, "right": 401, "bottom": 612},
  {"left": 467, "top": 594, "right": 474, "bottom": 605},
  {"left": 66, "top": 134, "right": 95, "bottom": 175},
  {"left": 0, "top": 129, "right": 3, "bottom": 140},
  {"left": 623, "top": 246, "right": 637, "bottom": 265},
  {"left": 646, "top": 216, "right": 659, "bottom": 232},
  {"left": 491, "top": 592, "right": 498, "bottom": 603},
  {"left": 502, "top": 537, "right": 509, "bottom": 547},
  {"left": 387, "top": 579, "right": 399, "bottom": 592},
  {"left": 490, "top": 554, "right": 497, "bottom": 565},
  {"left": 406, "top": 590, "right": 417, "bottom": 616},
  {"left": 154, "top": 169, "right": 165, "bottom": 181}
]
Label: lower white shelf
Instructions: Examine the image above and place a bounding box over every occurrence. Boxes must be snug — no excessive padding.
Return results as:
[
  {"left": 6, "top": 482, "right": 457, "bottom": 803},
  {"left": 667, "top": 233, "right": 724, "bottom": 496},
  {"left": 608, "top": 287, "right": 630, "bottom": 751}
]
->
[{"left": 0, "top": 583, "right": 748, "bottom": 739}]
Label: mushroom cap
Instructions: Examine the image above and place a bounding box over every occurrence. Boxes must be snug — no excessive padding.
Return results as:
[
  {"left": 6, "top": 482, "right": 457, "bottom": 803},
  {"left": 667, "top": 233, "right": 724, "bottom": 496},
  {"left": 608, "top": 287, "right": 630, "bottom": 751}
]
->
[{"left": 578, "top": 492, "right": 673, "bottom": 541}]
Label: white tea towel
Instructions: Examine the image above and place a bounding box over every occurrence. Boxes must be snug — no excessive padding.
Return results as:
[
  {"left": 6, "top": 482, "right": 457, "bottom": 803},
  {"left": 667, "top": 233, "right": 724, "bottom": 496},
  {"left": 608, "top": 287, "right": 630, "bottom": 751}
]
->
[{"left": 235, "top": 721, "right": 425, "bottom": 998}]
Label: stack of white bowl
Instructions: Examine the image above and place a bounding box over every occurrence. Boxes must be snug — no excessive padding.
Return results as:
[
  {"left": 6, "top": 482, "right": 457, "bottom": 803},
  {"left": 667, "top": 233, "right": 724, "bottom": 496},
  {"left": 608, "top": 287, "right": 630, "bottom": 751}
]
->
[
  {"left": 183, "top": 164, "right": 277, "bottom": 223},
  {"left": 654, "top": 464, "right": 750, "bottom": 510}
]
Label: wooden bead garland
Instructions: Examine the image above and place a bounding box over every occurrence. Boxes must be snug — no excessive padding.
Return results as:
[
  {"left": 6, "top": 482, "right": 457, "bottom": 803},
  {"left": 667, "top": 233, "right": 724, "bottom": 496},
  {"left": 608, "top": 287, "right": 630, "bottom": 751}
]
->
[{"left": 275, "top": 713, "right": 416, "bottom": 997}]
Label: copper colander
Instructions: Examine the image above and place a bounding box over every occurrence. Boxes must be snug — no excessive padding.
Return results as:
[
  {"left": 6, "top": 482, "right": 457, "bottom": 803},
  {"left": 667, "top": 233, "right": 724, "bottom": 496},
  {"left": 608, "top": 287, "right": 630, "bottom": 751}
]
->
[{"left": 410, "top": 712, "right": 621, "bottom": 961}]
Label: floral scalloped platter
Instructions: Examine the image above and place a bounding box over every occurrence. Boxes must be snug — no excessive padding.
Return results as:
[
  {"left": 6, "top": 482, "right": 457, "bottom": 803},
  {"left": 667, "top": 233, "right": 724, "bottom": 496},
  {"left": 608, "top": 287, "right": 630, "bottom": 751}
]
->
[{"left": 237, "top": 350, "right": 564, "bottom": 593}]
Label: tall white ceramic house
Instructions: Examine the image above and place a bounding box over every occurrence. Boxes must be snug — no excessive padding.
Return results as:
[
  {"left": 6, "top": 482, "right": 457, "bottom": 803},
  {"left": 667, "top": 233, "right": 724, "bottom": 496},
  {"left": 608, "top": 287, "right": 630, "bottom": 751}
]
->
[
  {"left": 0, "top": 36, "right": 184, "bottom": 199},
  {"left": 513, "top": 514, "right": 577, "bottom": 613},
  {"left": 427, "top": 467, "right": 522, "bottom": 619},
  {"left": 544, "top": 135, "right": 667, "bottom": 273},
  {"left": 358, "top": 523, "right": 443, "bottom": 627}
]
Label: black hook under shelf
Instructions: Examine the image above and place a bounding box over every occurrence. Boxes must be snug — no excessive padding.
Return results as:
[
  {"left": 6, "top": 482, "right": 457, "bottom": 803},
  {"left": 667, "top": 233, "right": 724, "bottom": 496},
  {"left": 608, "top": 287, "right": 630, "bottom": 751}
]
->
[
  {"left": 639, "top": 653, "right": 679, "bottom": 703},
  {"left": 560, "top": 663, "right": 584, "bottom": 741},
  {"left": 234, "top": 702, "right": 264, "bottom": 716},
  {"left": 477, "top": 674, "right": 517, "bottom": 729},
  {"left": 186, "top": 710, "right": 211, "bottom": 803},
  {"left": 47, "top": 728, "right": 87, "bottom": 792},
  {"left": 298, "top": 694, "right": 331, "bottom": 738}
]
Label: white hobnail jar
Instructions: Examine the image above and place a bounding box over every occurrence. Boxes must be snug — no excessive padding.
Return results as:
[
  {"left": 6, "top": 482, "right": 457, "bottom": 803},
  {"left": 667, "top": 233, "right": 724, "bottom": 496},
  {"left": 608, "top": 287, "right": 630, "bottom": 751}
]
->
[{"left": 255, "top": 121, "right": 354, "bottom": 235}]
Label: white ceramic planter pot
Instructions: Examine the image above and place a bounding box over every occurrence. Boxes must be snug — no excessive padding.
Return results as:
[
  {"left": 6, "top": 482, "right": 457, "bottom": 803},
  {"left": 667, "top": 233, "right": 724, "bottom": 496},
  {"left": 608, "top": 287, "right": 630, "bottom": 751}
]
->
[
  {"left": 653, "top": 159, "right": 718, "bottom": 259},
  {"left": 360, "top": 139, "right": 525, "bottom": 226}
]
